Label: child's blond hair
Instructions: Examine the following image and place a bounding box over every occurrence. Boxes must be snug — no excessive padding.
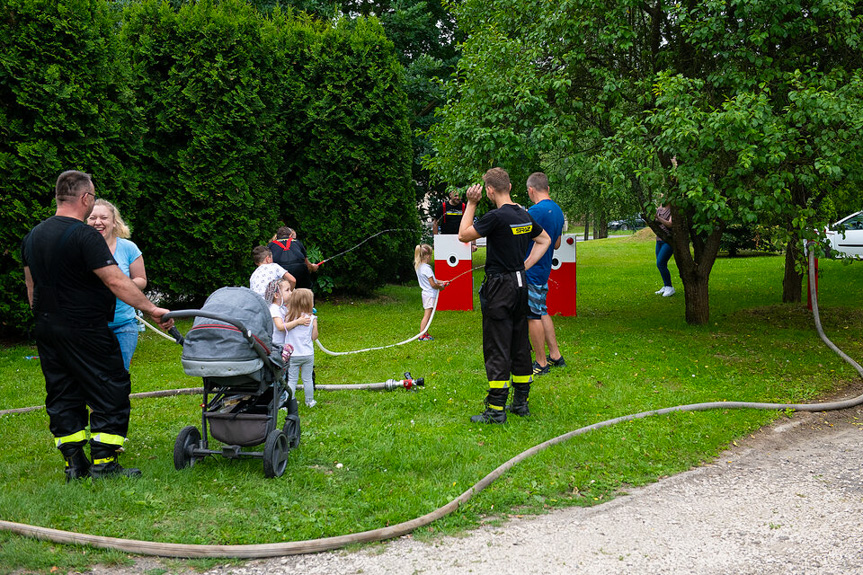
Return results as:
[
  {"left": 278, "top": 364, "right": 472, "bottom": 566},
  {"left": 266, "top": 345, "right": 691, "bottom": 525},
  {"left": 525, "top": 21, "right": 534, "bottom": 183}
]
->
[
  {"left": 287, "top": 288, "right": 314, "bottom": 321},
  {"left": 414, "top": 243, "right": 433, "bottom": 270}
]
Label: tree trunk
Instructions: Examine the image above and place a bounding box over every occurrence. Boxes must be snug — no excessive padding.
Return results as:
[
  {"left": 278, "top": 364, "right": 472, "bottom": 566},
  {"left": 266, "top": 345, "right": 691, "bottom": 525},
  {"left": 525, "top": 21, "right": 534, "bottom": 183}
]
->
[
  {"left": 680, "top": 269, "right": 711, "bottom": 324},
  {"left": 782, "top": 235, "right": 803, "bottom": 303},
  {"left": 583, "top": 215, "right": 590, "bottom": 241},
  {"left": 594, "top": 215, "right": 608, "bottom": 239},
  {"left": 662, "top": 205, "right": 725, "bottom": 325},
  {"left": 782, "top": 184, "right": 809, "bottom": 303}
]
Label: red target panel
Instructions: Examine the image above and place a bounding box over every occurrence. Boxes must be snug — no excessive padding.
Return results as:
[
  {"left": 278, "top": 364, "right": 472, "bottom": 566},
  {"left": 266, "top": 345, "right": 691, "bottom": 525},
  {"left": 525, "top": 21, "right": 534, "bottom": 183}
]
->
[
  {"left": 547, "top": 234, "right": 577, "bottom": 316},
  {"left": 433, "top": 235, "right": 474, "bottom": 311}
]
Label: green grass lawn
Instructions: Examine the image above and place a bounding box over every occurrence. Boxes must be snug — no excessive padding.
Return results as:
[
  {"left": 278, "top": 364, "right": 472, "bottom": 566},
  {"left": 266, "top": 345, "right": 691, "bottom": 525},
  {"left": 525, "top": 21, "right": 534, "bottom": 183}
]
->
[{"left": 1, "top": 234, "right": 861, "bottom": 574}]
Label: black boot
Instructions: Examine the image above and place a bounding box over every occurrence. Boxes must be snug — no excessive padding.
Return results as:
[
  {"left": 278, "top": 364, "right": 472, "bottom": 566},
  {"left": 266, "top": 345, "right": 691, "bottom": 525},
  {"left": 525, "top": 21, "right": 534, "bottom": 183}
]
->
[
  {"left": 470, "top": 388, "right": 508, "bottom": 424},
  {"left": 506, "top": 383, "right": 530, "bottom": 417},
  {"left": 90, "top": 442, "right": 141, "bottom": 479},
  {"left": 60, "top": 442, "right": 91, "bottom": 483}
]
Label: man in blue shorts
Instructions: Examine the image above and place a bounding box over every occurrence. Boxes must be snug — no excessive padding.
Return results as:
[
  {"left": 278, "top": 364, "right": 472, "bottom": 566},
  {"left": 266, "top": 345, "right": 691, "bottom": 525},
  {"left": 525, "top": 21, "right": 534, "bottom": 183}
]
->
[{"left": 524, "top": 172, "right": 566, "bottom": 384}]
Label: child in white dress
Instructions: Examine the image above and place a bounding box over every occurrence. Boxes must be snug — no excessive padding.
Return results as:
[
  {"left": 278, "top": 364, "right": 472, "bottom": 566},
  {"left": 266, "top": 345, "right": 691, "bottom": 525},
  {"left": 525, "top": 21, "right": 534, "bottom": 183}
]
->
[
  {"left": 284, "top": 288, "right": 318, "bottom": 407},
  {"left": 264, "top": 278, "right": 294, "bottom": 362},
  {"left": 414, "top": 243, "right": 448, "bottom": 341}
]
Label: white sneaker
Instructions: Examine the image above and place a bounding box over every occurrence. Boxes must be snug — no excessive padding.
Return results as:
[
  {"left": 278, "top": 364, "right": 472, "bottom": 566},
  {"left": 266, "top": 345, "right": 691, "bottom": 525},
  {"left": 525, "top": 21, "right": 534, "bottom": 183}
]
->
[
  {"left": 306, "top": 400, "right": 317, "bottom": 408},
  {"left": 655, "top": 286, "right": 667, "bottom": 295},
  {"left": 662, "top": 286, "right": 676, "bottom": 297}
]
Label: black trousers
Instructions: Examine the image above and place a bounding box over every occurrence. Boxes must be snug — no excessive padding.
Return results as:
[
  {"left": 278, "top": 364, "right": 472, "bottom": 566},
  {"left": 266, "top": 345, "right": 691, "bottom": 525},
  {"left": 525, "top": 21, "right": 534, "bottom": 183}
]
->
[
  {"left": 35, "top": 313, "right": 131, "bottom": 444},
  {"left": 479, "top": 272, "right": 532, "bottom": 386}
]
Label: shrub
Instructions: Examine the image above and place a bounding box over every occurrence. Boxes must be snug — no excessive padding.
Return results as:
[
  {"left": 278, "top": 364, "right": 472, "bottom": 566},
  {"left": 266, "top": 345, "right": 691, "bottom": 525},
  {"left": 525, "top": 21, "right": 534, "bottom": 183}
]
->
[
  {"left": 720, "top": 224, "right": 783, "bottom": 257},
  {"left": 1, "top": 0, "right": 419, "bottom": 333},
  {"left": 276, "top": 16, "right": 419, "bottom": 293},
  {"left": 0, "top": 0, "right": 140, "bottom": 334},
  {"left": 121, "top": 0, "right": 286, "bottom": 300}
]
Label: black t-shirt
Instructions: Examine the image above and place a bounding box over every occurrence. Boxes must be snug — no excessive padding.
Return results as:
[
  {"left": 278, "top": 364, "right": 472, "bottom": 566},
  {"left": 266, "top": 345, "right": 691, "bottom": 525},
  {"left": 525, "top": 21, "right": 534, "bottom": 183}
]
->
[
  {"left": 21, "top": 215, "right": 117, "bottom": 323},
  {"left": 474, "top": 204, "right": 543, "bottom": 275},
  {"left": 269, "top": 238, "right": 311, "bottom": 289},
  {"left": 434, "top": 200, "right": 465, "bottom": 234}
]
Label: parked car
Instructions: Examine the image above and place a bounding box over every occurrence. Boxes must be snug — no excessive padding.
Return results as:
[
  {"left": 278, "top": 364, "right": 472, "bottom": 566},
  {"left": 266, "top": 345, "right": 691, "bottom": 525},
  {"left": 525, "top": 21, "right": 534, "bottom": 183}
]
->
[
  {"left": 608, "top": 216, "right": 646, "bottom": 231},
  {"left": 824, "top": 211, "right": 863, "bottom": 258}
]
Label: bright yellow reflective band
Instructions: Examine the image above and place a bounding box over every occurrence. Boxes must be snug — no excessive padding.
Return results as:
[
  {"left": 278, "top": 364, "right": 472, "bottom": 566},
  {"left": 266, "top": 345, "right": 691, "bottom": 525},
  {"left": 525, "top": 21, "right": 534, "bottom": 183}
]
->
[
  {"left": 91, "top": 433, "right": 127, "bottom": 447},
  {"left": 487, "top": 403, "right": 505, "bottom": 411},
  {"left": 488, "top": 380, "right": 510, "bottom": 389},
  {"left": 512, "top": 374, "right": 531, "bottom": 384},
  {"left": 93, "top": 457, "right": 114, "bottom": 465},
  {"left": 55, "top": 430, "right": 88, "bottom": 447}
]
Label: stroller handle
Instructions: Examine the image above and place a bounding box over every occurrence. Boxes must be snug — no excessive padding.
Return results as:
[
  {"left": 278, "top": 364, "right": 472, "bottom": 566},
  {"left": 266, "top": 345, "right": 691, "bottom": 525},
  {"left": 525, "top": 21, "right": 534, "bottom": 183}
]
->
[
  {"left": 163, "top": 310, "right": 272, "bottom": 364},
  {"left": 164, "top": 310, "right": 250, "bottom": 332}
]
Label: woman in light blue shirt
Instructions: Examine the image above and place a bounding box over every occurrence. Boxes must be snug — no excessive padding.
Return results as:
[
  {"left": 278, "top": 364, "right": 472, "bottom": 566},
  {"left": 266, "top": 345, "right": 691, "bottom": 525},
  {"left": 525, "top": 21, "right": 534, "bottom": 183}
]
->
[{"left": 88, "top": 199, "right": 147, "bottom": 371}]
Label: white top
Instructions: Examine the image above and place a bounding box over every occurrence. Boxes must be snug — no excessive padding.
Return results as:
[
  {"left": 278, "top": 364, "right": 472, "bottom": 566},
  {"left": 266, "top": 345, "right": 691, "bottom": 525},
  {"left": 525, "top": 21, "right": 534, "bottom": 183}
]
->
[
  {"left": 285, "top": 313, "right": 316, "bottom": 357},
  {"left": 269, "top": 303, "right": 287, "bottom": 345},
  {"left": 249, "top": 263, "right": 288, "bottom": 297},
  {"left": 416, "top": 263, "right": 436, "bottom": 299}
]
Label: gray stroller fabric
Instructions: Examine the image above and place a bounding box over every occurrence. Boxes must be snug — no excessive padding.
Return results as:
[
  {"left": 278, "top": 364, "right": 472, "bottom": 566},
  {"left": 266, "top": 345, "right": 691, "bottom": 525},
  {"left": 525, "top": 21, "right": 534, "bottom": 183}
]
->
[{"left": 181, "top": 287, "right": 283, "bottom": 376}]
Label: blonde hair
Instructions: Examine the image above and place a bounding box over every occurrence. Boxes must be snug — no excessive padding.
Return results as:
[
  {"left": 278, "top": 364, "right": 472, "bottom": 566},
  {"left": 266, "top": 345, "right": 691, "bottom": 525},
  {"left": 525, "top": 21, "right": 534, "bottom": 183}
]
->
[
  {"left": 287, "top": 288, "right": 314, "bottom": 321},
  {"left": 93, "top": 198, "right": 131, "bottom": 238},
  {"left": 414, "top": 244, "right": 432, "bottom": 270}
]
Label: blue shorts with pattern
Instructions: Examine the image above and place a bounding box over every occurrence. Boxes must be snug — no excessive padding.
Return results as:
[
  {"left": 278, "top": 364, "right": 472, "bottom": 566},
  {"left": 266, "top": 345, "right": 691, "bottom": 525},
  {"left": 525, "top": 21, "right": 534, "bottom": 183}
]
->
[{"left": 527, "top": 283, "right": 548, "bottom": 320}]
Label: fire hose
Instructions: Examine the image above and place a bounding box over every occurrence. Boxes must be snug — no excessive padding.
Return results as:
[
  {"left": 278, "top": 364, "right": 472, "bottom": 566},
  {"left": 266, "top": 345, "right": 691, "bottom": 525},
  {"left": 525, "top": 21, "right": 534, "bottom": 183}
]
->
[
  {"left": 315, "top": 265, "right": 485, "bottom": 356},
  {"left": 1, "top": 249, "right": 861, "bottom": 558}
]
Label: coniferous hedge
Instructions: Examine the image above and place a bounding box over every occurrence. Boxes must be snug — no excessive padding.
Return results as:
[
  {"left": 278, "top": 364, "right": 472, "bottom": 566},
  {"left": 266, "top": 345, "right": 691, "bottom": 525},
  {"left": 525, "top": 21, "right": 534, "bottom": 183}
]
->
[
  {"left": 121, "top": 0, "right": 289, "bottom": 300},
  {"left": 0, "top": 0, "right": 142, "bottom": 333},
  {"left": 0, "top": 0, "right": 418, "bottom": 334},
  {"left": 280, "top": 16, "right": 417, "bottom": 295}
]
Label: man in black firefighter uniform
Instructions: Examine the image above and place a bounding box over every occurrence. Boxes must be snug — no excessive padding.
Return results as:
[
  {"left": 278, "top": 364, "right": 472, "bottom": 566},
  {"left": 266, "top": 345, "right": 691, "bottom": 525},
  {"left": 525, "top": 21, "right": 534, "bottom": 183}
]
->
[
  {"left": 22, "top": 170, "right": 174, "bottom": 481},
  {"left": 433, "top": 189, "right": 465, "bottom": 235},
  {"left": 458, "top": 168, "right": 551, "bottom": 423}
]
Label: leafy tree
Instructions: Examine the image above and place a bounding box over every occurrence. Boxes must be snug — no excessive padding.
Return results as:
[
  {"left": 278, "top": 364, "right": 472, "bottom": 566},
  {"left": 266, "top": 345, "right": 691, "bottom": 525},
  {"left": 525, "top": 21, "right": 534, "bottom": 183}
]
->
[{"left": 426, "top": 0, "right": 863, "bottom": 324}]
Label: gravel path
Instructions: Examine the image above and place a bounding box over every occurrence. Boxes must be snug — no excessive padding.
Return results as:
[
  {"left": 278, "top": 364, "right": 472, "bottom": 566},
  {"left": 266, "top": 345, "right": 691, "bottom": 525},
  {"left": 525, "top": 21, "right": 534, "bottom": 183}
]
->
[{"left": 90, "top": 395, "right": 863, "bottom": 575}]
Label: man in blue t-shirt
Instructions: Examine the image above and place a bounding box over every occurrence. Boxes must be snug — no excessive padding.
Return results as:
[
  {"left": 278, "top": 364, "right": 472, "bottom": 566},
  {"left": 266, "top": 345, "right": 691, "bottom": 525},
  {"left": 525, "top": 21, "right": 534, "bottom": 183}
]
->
[{"left": 524, "top": 172, "right": 566, "bottom": 379}]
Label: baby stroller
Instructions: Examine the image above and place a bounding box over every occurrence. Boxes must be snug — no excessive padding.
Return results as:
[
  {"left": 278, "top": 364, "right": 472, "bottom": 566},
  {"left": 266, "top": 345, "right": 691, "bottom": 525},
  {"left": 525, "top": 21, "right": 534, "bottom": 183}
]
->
[{"left": 164, "top": 287, "right": 301, "bottom": 478}]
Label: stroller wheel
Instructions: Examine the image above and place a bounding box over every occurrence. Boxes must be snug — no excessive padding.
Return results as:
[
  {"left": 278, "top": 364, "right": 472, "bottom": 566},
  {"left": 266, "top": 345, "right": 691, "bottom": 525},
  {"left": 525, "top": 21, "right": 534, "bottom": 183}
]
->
[
  {"left": 174, "top": 426, "right": 201, "bottom": 470},
  {"left": 263, "top": 429, "right": 289, "bottom": 478},
  {"left": 283, "top": 413, "right": 301, "bottom": 449}
]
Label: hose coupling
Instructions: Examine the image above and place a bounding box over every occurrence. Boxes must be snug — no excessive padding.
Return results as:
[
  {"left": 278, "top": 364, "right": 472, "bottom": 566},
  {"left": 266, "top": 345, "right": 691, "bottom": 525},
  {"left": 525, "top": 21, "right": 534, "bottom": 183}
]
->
[{"left": 383, "top": 373, "right": 425, "bottom": 391}]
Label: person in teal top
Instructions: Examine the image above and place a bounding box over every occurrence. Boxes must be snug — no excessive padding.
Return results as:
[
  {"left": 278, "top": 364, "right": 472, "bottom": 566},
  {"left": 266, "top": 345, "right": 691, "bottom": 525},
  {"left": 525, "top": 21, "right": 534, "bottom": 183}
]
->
[{"left": 88, "top": 199, "right": 147, "bottom": 371}]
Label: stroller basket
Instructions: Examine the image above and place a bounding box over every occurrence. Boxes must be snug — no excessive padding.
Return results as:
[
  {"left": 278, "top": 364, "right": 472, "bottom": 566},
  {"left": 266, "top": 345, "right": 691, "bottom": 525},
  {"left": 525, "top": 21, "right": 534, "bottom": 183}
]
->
[{"left": 206, "top": 412, "right": 269, "bottom": 446}]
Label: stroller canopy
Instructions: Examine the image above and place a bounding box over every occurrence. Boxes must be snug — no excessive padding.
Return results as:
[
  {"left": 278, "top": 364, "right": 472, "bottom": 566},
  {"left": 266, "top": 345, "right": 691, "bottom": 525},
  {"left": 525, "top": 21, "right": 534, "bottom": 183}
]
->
[{"left": 182, "top": 287, "right": 276, "bottom": 364}]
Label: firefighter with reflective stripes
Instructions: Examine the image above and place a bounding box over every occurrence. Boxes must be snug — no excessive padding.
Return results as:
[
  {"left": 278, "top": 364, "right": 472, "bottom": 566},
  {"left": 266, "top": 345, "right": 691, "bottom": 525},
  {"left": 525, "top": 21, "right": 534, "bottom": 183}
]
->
[
  {"left": 458, "top": 168, "right": 551, "bottom": 423},
  {"left": 21, "top": 170, "right": 174, "bottom": 481}
]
